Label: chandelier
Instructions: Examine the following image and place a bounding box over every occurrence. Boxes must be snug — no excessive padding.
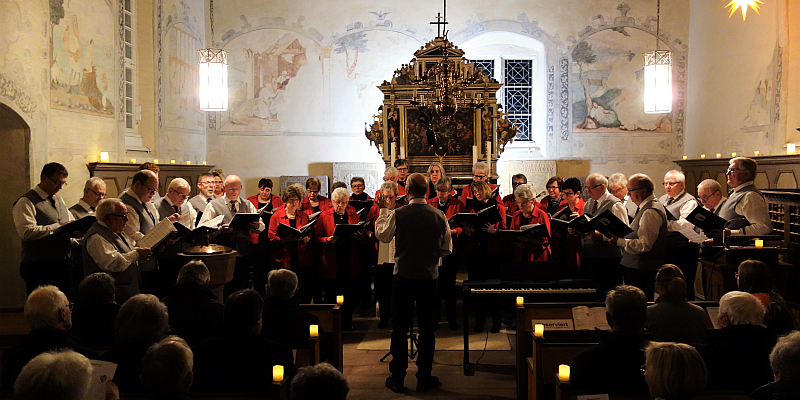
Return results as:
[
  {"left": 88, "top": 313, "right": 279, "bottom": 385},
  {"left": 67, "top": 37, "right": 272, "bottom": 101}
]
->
[
  {"left": 643, "top": 0, "right": 671, "bottom": 114},
  {"left": 198, "top": 0, "right": 228, "bottom": 111}
]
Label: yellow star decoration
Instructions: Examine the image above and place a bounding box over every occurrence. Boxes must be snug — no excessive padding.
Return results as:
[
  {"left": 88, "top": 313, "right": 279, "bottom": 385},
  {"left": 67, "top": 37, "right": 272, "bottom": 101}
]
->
[{"left": 725, "top": 0, "right": 763, "bottom": 21}]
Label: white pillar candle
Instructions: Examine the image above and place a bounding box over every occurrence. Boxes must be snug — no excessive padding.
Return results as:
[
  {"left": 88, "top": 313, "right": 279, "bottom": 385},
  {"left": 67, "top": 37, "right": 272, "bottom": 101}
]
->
[
  {"left": 203, "top": 161, "right": 207, "bottom": 165},
  {"left": 309, "top": 324, "right": 319, "bottom": 337},
  {"left": 336, "top": 295, "right": 344, "bottom": 306},
  {"left": 130, "top": 158, "right": 136, "bottom": 164},
  {"left": 534, "top": 323, "right": 544, "bottom": 338},
  {"left": 682, "top": 155, "right": 687, "bottom": 160},
  {"left": 273, "top": 365, "right": 284, "bottom": 382},
  {"left": 170, "top": 160, "right": 176, "bottom": 164},
  {"left": 100, "top": 152, "right": 109, "bottom": 162},
  {"left": 715, "top": 153, "right": 722, "bottom": 158},
  {"left": 472, "top": 145, "right": 478, "bottom": 166},
  {"left": 186, "top": 160, "right": 191, "bottom": 165},
  {"left": 516, "top": 296, "right": 524, "bottom": 307},
  {"left": 754, "top": 151, "right": 760, "bottom": 157},
  {"left": 391, "top": 142, "right": 397, "bottom": 165},
  {"left": 788, "top": 143, "right": 796, "bottom": 155},
  {"left": 755, "top": 239, "right": 763, "bottom": 249},
  {"left": 485, "top": 141, "right": 491, "bottom": 163},
  {"left": 700, "top": 154, "right": 706, "bottom": 159},
  {"left": 558, "top": 364, "right": 570, "bottom": 382},
  {"left": 153, "top": 159, "right": 159, "bottom": 164}
]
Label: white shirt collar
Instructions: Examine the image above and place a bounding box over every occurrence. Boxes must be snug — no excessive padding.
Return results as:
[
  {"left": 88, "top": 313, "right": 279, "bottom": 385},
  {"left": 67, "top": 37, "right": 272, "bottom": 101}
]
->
[
  {"left": 34, "top": 185, "right": 50, "bottom": 199},
  {"left": 734, "top": 181, "right": 755, "bottom": 192},
  {"left": 78, "top": 199, "right": 93, "bottom": 211}
]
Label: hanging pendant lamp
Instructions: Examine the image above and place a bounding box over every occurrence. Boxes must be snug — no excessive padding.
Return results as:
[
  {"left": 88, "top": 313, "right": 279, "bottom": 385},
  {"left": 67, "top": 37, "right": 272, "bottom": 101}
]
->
[
  {"left": 198, "top": 0, "right": 228, "bottom": 111},
  {"left": 643, "top": 0, "right": 671, "bottom": 114}
]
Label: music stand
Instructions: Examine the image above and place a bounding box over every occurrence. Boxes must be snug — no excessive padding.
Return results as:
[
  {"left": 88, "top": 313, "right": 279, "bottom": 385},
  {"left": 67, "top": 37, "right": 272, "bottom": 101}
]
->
[{"left": 380, "top": 324, "right": 419, "bottom": 362}]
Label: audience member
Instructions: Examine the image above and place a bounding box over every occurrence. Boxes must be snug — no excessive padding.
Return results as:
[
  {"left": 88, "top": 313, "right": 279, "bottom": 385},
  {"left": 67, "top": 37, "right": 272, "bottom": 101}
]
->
[
  {"left": 1, "top": 286, "right": 96, "bottom": 392},
  {"left": 751, "top": 331, "right": 800, "bottom": 400},
  {"left": 697, "top": 291, "right": 775, "bottom": 392},
  {"left": 290, "top": 363, "right": 349, "bottom": 400},
  {"left": 570, "top": 285, "right": 650, "bottom": 395},
  {"left": 101, "top": 294, "right": 170, "bottom": 393},
  {"left": 646, "top": 265, "right": 707, "bottom": 345},
  {"left": 70, "top": 273, "right": 120, "bottom": 347},
  {"left": 161, "top": 260, "right": 224, "bottom": 346},
  {"left": 193, "top": 289, "right": 296, "bottom": 392},
  {"left": 140, "top": 336, "right": 194, "bottom": 400},
  {"left": 260, "top": 269, "right": 322, "bottom": 347},
  {"left": 12, "top": 350, "right": 98, "bottom": 400},
  {"left": 644, "top": 341, "right": 707, "bottom": 400},
  {"left": 737, "top": 259, "right": 798, "bottom": 335}
]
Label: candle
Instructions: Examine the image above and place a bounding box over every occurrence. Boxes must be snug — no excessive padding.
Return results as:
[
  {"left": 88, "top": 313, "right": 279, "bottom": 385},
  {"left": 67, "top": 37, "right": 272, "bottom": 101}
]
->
[
  {"left": 170, "top": 160, "right": 176, "bottom": 164},
  {"left": 715, "top": 153, "right": 721, "bottom": 158},
  {"left": 700, "top": 154, "right": 706, "bottom": 159},
  {"left": 682, "top": 155, "right": 687, "bottom": 160},
  {"left": 534, "top": 323, "right": 544, "bottom": 338},
  {"left": 273, "top": 365, "right": 284, "bottom": 382},
  {"left": 186, "top": 161, "right": 191, "bottom": 165},
  {"left": 203, "top": 161, "right": 207, "bottom": 165},
  {"left": 400, "top": 146, "right": 406, "bottom": 160},
  {"left": 472, "top": 145, "right": 478, "bottom": 166},
  {"left": 336, "top": 295, "right": 344, "bottom": 306},
  {"left": 754, "top": 151, "right": 760, "bottom": 157},
  {"left": 309, "top": 324, "right": 319, "bottom": 337},
  {"left": 485, "top": 140, "right": 491, "bottom": 162},
  {"left": 130, "top": 158, "right": 136, "bottom": 164},
  {"left": 755, "top": 239, "right": 763, "bottom": 249},
  {"left": 153, "top": 159, "right": 159, "bottom": 164},
  {"left": 391, "top": 142, "right": 397, "bottom": 165},
  {"left": 788, "top": 144, "right": 796, "bottom": 155},
  {"left": 558, "top": 364, "right": 570, "bottom": 382},
  {"left": 516, "top": 296, "right": 524, "bottom": 307},
  {"left": 731, "top": 152, "right": 737, "bottom": 157},
  {"left": 100, "top": 152, "right": 109, "bottom": 162}
]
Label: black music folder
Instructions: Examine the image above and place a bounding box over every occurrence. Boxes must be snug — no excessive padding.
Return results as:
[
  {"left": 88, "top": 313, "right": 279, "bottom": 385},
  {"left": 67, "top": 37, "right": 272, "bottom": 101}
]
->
[
  {"left": 348, "top": 200, "right": 373, "bottom": 214},
  {"left": 228, "top": 213, "right": 260, "bottom": 231},
  {"left": 57, "top": 215, "right": 96, "bottom": 233},
  {"left": 448, "top": 204, "right": 502, "bottom": 226},
  {"left": 497, "top": 223, "right": 549, "bottom": 242},
  {"left": 332, "top": 220, "right": 368, "bottom": 238},
  {"left": 568, "top": 209, "right": 632, "bottom": 238},
  {"left": 396, "top": 195, "right": 409, "bottom": 206},
  {"left": 173, "top": 222, "right": 216, "bottom": 243},
  {"left": 686, "top": 206, "right": 727, "bottom": 231},
  {"left": 276, "top": 219, "right": 317, "bottom": 239}
]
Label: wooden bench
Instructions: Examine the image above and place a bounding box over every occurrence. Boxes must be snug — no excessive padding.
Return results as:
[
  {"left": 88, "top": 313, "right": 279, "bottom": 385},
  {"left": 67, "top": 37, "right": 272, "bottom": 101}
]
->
[
  {"left": 298, "top": 304, "right": 342, "bottom": 371},
  {"left": 516, "top": 301, "right": 720, "bottom": 400}
]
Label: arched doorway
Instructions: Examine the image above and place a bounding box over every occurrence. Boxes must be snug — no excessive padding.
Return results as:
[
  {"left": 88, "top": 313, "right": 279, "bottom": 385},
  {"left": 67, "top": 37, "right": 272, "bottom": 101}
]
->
[{"left": 0, "top": 102, "right": 31, "bottom": 308}]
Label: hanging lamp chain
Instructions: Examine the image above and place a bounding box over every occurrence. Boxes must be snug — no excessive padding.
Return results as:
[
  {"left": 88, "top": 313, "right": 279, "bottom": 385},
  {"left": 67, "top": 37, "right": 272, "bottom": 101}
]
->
[
  {"left": 655, "top": 0, "right": 660, "bottom": 50},
  {"left": 210, "top": 0, "right": 214, "bottom": 46}
]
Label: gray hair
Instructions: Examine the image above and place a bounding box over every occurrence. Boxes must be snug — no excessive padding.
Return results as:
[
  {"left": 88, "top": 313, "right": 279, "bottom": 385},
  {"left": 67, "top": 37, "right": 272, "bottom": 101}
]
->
[
  {"left": 331, "top": 187, "right": 349, "bottom": 202},
  {"left": 718, "top": 291, "right": 765, "bottom": 327},
  {"left": 513, "top": 184, "right": 536, "bottom": 202},
  {"left": 586, "top": 173, "right": 608, "bottom": 187},
  {"left": 176, "top": 259, "right": 210, "bottom": 286},
  {"left": 472, "top": 161, "right": 489, "bottom": 175},
  {"left": 664, "top": 170, "right": 685, "bottom": 183},
  {"left": 290, "top": 363, "right": 349, "bottom": 400},
  {"left": 608, "top": 173, "right": 627, "bottom": 188},
  {"left": 13, "top": 350, "right": 92, "bottom": 400},
  {"left": 770, "top": 331, "right": 800, "bottom": 382},
  {"left": 380, "top": 181, "right": 398, "bottom": 197},
  {"left": 426, "top": 162, "right": 446, "bottom": 179},
  {"left": 268, "top": 269, "right": 298, "bottom": 298},
  {"left": 140, "top": 335, "right": 194, "bottom": 393},
  {"left": 96, "top": 198, "right": 125, "bottom": 220},
  {"left": 730, "top": 157, "right": 757, "bottom": 180},
  {"left": 697, "top": 178, "right": 722, "bottom": 193},
  {"left": 78, "top": 273, "right": 116, "bottom": 304},
  {"left": 24, "top": 286, "right": 69, "bottom": 330},
  {"left": 383, "top": 167, "right": 398, "bottom": 177},
  {"left": 283, "top": 185, "right": 305, "bottom": 203},
  {"left": 84, "top": 177, "right": 106, "bottom": 190},
  {"left": 434, "top": 177, "right": 453, "bottom": 192},
  {"left": 114, "top": 294, "right": 170, "bottom": 346},
  {"left": 290, "top": 183, "right": 306, "bottom": 199},
  {"left": 168, "top": 177, "right": 190, "bottom": 192}
]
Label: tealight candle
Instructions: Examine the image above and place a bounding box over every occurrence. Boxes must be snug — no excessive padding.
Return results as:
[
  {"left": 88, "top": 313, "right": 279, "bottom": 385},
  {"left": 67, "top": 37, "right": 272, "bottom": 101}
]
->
[
  {"left": 309, "top": 324, "right": 319, "bottom": 337},
  {"left": 186, "top": 161, "right": 191, "bottom": 165},
  {"left": 754, "top": 151, "right": 760, "bottom": 157},
  {"left": 731, "top": 152, "right": 737, "bottom": 157},
  {"left": 100, "top": 152, "right": 109, "bottom": 162},
  {"left": 700, "top": 154, "right": 706, "bottom": 159},
  {"left": 715, "top": 153, "right": 722, "bottom": 158},
  {"left": 170, "top": 160, "right": 176, "bottom": 164},
  {"left": 788, "top": 144, "right": 796, "bottom": 155},
  {"left": 682, "top": 155, "right": 687, "bottom": 160},
  {"left": 516, "top": 296, "right": 524, "bottom": 307},
  {"left": 202, "top": 161, "right": 207, "bottom": 165},
  {"left": 153, "top": 159, "right": 159, "bottom": 164},
  {"left": 558, "top": 364, "right": 570, "bottom": 382},
  {"left": 130, "top": 158, "right": 136, "bottom": 164},
  {"left": 273, "top": 365, "right": 284, "bottom": 382},
  {"left": 534, "top": 323, "right": 544, "bottom": 338},
  {"left": 336, "top": 295, "right": 344, "bottom": 306},
  {"left": 755, "top": 239, "right": 763, "bottom": 249}
]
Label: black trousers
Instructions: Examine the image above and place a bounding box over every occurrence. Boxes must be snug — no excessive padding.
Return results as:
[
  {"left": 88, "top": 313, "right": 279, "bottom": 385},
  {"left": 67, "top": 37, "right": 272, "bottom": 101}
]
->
[
  {"left": 374, "top": 263, "right": 394, "bottom": 323},
  {"left": 436, "top": 254, "right": 459, "bottom": 324},
  {"left": 622, "top": 267, "right": 656, "bottom": 301},
  {"left": 389, "top": 275, "right": 438, "bottom": 378},
  {"left": 20, "top": 258, "right": 70, "bottom": 295},
  {"left": 664, "top": 245, "right": 699, "bottom": 300}
]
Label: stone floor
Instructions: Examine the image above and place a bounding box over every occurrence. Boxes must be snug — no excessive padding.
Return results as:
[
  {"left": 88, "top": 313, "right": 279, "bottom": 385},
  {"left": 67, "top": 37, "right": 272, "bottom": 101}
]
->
[{"left": 340, "top": 303, "right": 517, "bottom": 400}]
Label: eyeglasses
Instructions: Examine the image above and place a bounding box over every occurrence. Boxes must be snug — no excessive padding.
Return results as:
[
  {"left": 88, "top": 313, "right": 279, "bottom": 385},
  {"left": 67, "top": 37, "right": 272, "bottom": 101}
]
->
[
  {"left": 169, "top": 188, "right": 188, "bottom": 199},
  {"left": 47, "top": 175, "right": 68, "bottom": 188},
  {"left": 640, "top": 365, "right": 646, "bottom": 375},
  {"left": 200, "top": 181, "right": 215, "bottom": 186},
  {"left": 699, "top": 190, "right": 720, "bottom": 202},
  {"left": 144, "top": 185, "right": 158, "bottom": 194},
  {"left": 563, "top": 191, "right": 576, "bottom": 196},
  {"left": 396, "top": 167, "right": 409, "bottom": 171},
  {"left": 352, "top": 184, "right": 365, "bottom": 189},
  {"left": 307, "top": 190, "right": 319, "bottom": 194},
  {"left": 285, "top": 198, "right": 300, "bottom": 204},
  {"left": 628, "top": 187, "right": 645, "bottom": 192},
  {"left": 64, "top": 302, "right": 74, "bottom": 311},
  {"left": 663, "top": 181, "right": 679, "bottom": 187},
  {"left": 226, "top": 186, "right": 242, "bottom": 192},
  {"left": 726, "top": 167, "right": 743, "bottom": 174},
  {"left": 512, "top": 181, "right": 524, "bottom": 187},
  {"left": 587, "top": 184, "right": 603, "bottom": 190},
  {"left": 473, "top": 174, "right": 487, "bottom": 179},
  {"left": 546, "top": 185, "right": 559, "bottom": 190},
  {"left": 109, "top": 212, "right": 130, "bottom": 220},
  {"left": 88, "top": 188, "right": 106, "bottom": 198}
]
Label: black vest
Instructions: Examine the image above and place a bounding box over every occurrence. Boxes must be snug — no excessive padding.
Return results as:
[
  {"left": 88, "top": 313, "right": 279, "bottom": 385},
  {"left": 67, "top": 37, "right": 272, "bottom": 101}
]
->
[
  {"left": 15, "top": 190, "right": 71, "bottom": 262},
  {"left": 393, "top": 203, "right": 449, "bottom": 280},
  {"left": 621, "top": 198, "right": 668, "bottom": 271},
  {"left": 83, "top": 222, "right": 140, "bottom": 301}
]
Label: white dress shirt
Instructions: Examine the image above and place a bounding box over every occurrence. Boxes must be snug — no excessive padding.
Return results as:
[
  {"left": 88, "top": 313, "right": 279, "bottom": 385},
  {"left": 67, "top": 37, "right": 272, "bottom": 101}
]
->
[
  {"left": 122, "top": 190, "right": 161, "bottom": 242},
  {"left": 164, "top": 197, "right": 197, "bottom": 230},
  {"left": 13, "top": 185, "right": 75, "bottom": 241},
  {"left": 665, "top": 191, "right": 707, "bottom": 243},
  {"left": 199, "top": 195, "right": 265, "bottom": 232},
  {"left": 86, "top": 221, "right": 141, "bottom": 273},
  {"left": 729, "top": 181, "right": 772, "bottom": 236},
  {"left": 616, "top": 195, "right": 663, "bottom": 254}
]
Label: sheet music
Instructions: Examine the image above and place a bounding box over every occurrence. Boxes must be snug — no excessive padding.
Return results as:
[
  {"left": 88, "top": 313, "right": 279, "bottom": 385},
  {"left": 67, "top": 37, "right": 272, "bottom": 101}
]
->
[
  {"left": 137, "top": 218, "right": 177, "bottom": 249},
  {"left": 198, "top": 214, "right": 224, "bottom": 229},
  {"left": 572, "top": 306, "right": 594, "bottom": 330},
  {"left": 590, "top": 306, "right": 610, "bottom": 330},
  {"left": 88, "top": 360, "right": 117, "bottom": 400}
]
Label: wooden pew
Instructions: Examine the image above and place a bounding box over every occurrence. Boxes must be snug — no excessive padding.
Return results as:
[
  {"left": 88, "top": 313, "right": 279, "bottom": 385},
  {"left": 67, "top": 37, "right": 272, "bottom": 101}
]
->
[
  {"left": 298, "top": 304, "right": 342, "bottom": 371},
  {"left": 554, "top": 378, "right": 751, "bottom": 400},
  {"left": 516, "top": 301, "right": 720, "bottom": 400},
  {"left": 121, "top": 380, "right": 288, "bottom": 400},
  {"left": 291, "top": 337, "right": 320, "bottom": 369}
]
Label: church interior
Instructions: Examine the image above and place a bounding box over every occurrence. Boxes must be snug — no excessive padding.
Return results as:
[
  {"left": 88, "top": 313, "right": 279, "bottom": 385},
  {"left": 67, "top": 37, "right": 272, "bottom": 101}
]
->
[{"left": 2, "top": 0, "right": 800, "bottom": 398}]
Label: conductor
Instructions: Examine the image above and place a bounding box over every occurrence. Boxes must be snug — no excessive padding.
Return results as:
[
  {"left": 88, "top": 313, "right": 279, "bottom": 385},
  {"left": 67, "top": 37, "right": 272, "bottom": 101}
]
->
[{"left": 376, "top": 173, "right": 452, "bottom": 393}]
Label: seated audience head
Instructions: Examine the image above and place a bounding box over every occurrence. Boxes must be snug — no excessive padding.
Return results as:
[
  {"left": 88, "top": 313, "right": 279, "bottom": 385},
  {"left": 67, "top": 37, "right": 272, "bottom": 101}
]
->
[
  {"left": 349, "top": 177, "right": 365, "bottom": 196},
  {"left": 644, "top": 341, "right": 707, "bottom": 400},
  {"left": 78, "top": 273, "right": 116, "bottom": 304},
  {"left": 25, "top": 285, "right": 72, "bottom": 331},
  {"left": 545, "top": 176, "right": 563, "bottom": 199},
  {"left": 608, "top": 173, "right": 628, "bottom": 200},
  {"left": 290, "top": 363, "right": 349, "bottom": 400},
  {"left": 13, "top": 350, "right": 92, "bottom": 400},
  {"left": 605, "top": 285, "right": 648, "bottom": 333},
  {"left": 166, "top": 178, "right": 190, "bottom": 207},
  {"left": 405, "top": 173, "right": 427, "bottom": 198},
  {"left": 654, "top": 264, "right": 687, "bottom": 302},
  {"left": 471, "top": 180, "right": 492, "bottom": 203},
  {"left": 394, "top": 159, "right": 409, "bottom": 181},
  {"left": 197, "top": 173, "right": 215, "bottom": 198},
  {"left": 562, "top": 177, "right": 582, "bottom": 204},
  {"left": 697, "top": 179, "right": 724, "bottom": 210},
  {"left": 627, "top": 173, "right": 655, "bottom": 205},
  {"left": 224, "top": 289, "right": 264, "bottom": 333},
  {"left": 769, "top": 331, "right": 800, "bottom": 382},
  {"left": 662, "top": 170, "right": 686, "bottom": 198},
  {"left": 267, "top": 269, "right": 298, "bottom": 299},
  {"left": 427, "top": 162, "right": 446, "bottom": 184},
  {"left": 176, "top": 259, "right": 210, "bottom": 287},
  {"left": 331, "top": 187, "right": 349, "bottom": 215},
  {"left": 114, "top": 294, "right": 169, "bottom": 346},
  {"left": 96, "top": 198, "right": 129, "bottom": 234},
  {"left": 81, "top": 177, "right": 106, "bottom": 207},
  {"left": 140, "top": 335, "right": 194, "bottom": 394},
  {"left": 585, "top": 173, "right": 608, "bottom": 201},
  {"left": 383, "top": 167, "right": 399, "bottom": 183},
  {"left": 472, "top": 162, "right": 489, "bottom": 182},
  {"left": 717, "top": 291, "right": 766, "bottom": 328},
  {"left": 131, "top": 170, "right": 159, "bottom": 203},
  {"left": 737, "top": 259, "right": 773, "bottom": 294}
]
